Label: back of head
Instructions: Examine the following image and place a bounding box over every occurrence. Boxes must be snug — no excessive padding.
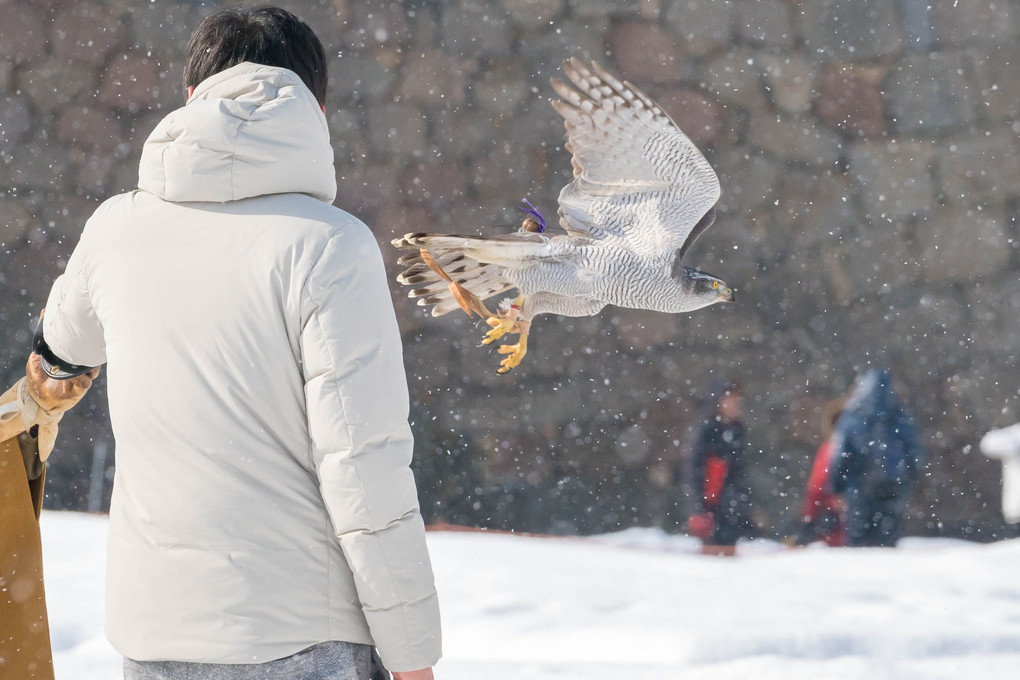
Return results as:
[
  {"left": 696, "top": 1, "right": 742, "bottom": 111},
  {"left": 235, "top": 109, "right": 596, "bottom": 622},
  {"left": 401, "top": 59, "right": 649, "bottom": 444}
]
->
[{"left": 184, "top": 6, "right": 327, "bottom": 105}]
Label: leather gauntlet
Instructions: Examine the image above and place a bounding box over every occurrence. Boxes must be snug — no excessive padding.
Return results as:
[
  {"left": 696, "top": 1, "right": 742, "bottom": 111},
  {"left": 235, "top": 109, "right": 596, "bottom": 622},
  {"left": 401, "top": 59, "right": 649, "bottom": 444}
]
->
[{"left": 0, "top": 353, "right": 100, "bottom": 459}]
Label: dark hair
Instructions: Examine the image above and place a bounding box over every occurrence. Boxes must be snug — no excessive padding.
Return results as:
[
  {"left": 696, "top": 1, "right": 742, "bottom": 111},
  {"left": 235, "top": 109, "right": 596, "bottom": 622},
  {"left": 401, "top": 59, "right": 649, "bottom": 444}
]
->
[{"left": 184, "top": 6, "right": 327, "bottom": 105}]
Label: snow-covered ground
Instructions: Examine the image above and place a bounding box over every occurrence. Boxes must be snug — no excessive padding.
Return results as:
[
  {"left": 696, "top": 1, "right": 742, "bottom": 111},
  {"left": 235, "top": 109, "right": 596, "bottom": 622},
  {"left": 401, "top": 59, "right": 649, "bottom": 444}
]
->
[{"left": 43, "top": 512, "right": 1020, "bottom": 680}]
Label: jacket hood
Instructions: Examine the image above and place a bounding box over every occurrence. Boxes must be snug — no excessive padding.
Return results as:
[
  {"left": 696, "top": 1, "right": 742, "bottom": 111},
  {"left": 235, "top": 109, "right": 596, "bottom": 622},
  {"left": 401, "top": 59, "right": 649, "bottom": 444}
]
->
[
  {"left": 844, "top": 368, "right": 901, "bottom": 421},
  {"left": 138, "top": 62, "right": 336, "bottom": 204}
]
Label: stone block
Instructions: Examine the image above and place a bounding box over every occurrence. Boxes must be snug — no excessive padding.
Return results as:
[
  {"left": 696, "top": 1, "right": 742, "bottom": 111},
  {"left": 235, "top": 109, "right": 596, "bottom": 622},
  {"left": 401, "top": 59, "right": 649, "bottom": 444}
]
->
[
  {"left": 0, "top": 96, "right": 34, "bottom": 146},
  {"left": 474, "top": 58, "right": 529, "bottom": 114},
  {"left": 402, "top": 161, "right": 468, "bottom": 208},
  {"left": 0, "top": 130, "right": 71, "bottom": 193},
  {"left": 0, "top": 200, "right": 34, "bottom": 246},
  {"left": 885, "top": 52, "right": 977, "bottom": 135},
  {"left": 502, "top": 98, "right": 566, "bottom": 153},
  {"left": 772, "top": 169, "right": 859, "bottom": 250},
  {"left": 939, "top": 129, "right": 1020, "bottom": 205},
  {"left": 932, "top": 1, "right": 1014, "bottom": 46},
  {"left": 799, "top": 0, "right": 903, "bottom": 60},
  {"left": 56, "top": 106, "right": 124, "bottom": 153},
  {"left": 471, "top": 146, "right": 545, "bottom": 201},
  {"left": 680, "top": 294, "right": 761, "bottom": 349},
  {"left": 567, "top": 0, "right": 639, "bottom": 18},
  {"left": 610, "top": 308, "right": 680, "bottom": 350},
  {"left": 329, "top": 107, "right": 365, "bottom": 156},
  {"left": 52, "top": 1, "right": 125, "bottom": 64},
  {"left": 129, "top": 1, "right": 205, "bottom": 57},
  {"left": 747, "top": 113, "right": 843, "bottom": 166},
  {"left": 399, "top": 50, "right": 467, "bottom": 107},
  {"left": 653, "top": 87, "right": 721, "bottom": 147},
  {"left": 606, "top": 21, "right": 685, "bottom": 84},
  {"left": 19, "top": 58, "right": 97, "bottom": 112},
  {"left": 340, "top": 2, "right": 411, "bottom": 47},
  {"left": 98, "top": 52, "right": 162, "bottom": 113},
  {"left": 703, "top": 50, "right": 766, "bottom": 111},
  {"left": 711, "top": 147, "right": 779, "bottom": 215},
  {"left": 0, "top": 3, "right": 47, "bottom": 64},
  {"left": 334, "top": 161, "right": 399, "bottom": 216},
  {"left": 440, "top": 0, "right": 513, "bottom": 58},
  {"left": 332, "top": 51, "right": 397, "bottom": 101},
  {"left": 503, "top": 0, "right": 563, "bottom": 27},
  {"left": 848, "top": 139, "right": 937, "bottom": 221},
  {"left": 828, "top": 221, "right": 923, "bottom": 299},
  {"left": 140, "top": 55, "right": 180, "bottom": 113},
  {"left": 899, "top": 0, "right": 935, "bottom": 50},
  {"left": 949, "top": 357, "right": 1020, "bottom": 430},
  {"left": 402, "top": 7, "right": 441, "bottom": 50},
  {"left": 916, "top": 205, "right": 1010, "bottom": 282},
  {"left": 969, "top": 45, "right": 1020, "bottom": 123},
  {"left": 74, "top": 149, "right": 116, "bottom": 197},
  {"left": 851, "top": 288, "right": 967, "bottom": 370},
  {"left": 736, "top": 0, "right": 795, "bottom": 50},
  {"left": 519, "top": 19, "right": 608, "bottom": 81},
  {"left": 760, "top": 54, "right": 815, "bottom": 114},
  {"left": 814, "top": 65, "right": 886, "bottom": 139},
  {"left": 967, "top": 276, "right": 1020, "bottom": 356},
  {"left": 431, "top": 107, "right": 498, "bottom": 160},
  {"left": 663, "top": 0, "right": 734, "bottom": 57},
  {"left": 366, "top": 103, "right": 428, "bottom": 158}
]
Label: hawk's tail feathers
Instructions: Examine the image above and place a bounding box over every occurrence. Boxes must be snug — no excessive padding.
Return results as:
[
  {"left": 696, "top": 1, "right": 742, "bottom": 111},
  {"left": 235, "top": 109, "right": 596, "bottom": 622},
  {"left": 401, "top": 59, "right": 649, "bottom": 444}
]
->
[{"left": 391, "top": 232, "right": 527, "bottom": 317}]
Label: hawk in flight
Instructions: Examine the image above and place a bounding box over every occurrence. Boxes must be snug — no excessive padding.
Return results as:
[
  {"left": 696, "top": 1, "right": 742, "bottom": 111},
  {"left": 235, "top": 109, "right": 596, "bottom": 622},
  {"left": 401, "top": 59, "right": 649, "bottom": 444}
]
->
[{"left": 393, "top": 59, "right": 733, "bottom": 374}]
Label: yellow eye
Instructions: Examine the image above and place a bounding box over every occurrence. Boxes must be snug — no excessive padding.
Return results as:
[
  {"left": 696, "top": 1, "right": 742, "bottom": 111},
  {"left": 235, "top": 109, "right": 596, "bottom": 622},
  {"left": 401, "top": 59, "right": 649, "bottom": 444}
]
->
[{"left": 712, "top": 281, "right": 719, "bottom": 289}]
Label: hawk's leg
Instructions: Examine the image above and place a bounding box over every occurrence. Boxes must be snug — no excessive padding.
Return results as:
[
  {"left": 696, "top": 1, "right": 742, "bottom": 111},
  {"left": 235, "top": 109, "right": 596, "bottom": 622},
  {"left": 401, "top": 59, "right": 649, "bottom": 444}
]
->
[
  {"left": 482, "top": 295, "right": 524, "bottom": 345},
  {"left": 496, "top": 319, "right": 530, "bottom": 374},
  {"left": 489, "top": 293, "right": 605, "bottom": 374}
]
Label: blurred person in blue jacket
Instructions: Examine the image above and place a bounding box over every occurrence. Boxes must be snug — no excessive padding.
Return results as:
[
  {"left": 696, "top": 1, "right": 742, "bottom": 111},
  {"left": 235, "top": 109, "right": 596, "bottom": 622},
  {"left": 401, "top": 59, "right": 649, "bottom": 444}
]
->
[{"left": 829, "top": 369, "right": 924, "bottom": 547}]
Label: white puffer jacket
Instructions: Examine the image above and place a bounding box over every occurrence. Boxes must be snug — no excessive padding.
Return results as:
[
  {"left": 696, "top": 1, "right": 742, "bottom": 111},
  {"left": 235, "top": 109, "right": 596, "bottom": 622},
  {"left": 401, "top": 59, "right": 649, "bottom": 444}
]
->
[{"left": 43, "top": 62, "right": 441, "bottom": 672}]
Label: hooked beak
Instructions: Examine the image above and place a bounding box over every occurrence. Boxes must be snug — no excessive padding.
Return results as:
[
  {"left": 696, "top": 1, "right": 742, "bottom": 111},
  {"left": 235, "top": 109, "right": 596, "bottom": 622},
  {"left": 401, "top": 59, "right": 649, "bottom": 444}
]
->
[{"left": 718, "top": 286, "right": 735, "bottom": 303}]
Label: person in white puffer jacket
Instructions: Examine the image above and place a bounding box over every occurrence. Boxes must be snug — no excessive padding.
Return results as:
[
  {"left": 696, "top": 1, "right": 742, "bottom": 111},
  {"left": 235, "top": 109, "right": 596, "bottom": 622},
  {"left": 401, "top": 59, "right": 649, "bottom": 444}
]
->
[
  {"left": 40, "top": 7, "right": 440, "bottom": 680},
  {"left": 980, "top": 423, "right": 1020, "bottom": 527}
]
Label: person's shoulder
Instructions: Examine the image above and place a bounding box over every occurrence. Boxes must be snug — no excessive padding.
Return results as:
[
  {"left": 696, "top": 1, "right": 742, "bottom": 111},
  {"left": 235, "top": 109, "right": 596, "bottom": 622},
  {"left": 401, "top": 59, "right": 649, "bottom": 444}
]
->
[
  {"left": 76, "top": 191, "right": 146, "bottom": 240},
  {"left": 255, "top": 194, "right": 370, "bottom": 241}
]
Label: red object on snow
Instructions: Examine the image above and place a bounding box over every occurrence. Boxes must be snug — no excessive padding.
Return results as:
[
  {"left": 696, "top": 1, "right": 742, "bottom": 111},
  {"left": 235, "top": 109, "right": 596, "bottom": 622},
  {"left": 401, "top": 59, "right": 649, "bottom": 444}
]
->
[{"left": 689, "top": 512, "right": 715, "bottom": 540}]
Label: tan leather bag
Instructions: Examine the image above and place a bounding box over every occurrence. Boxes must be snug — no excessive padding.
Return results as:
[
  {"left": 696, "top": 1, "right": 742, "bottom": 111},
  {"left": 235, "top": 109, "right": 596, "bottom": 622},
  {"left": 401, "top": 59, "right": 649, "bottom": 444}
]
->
[{"left": 0, "top": 432, "right": 53, "bottom": 680}]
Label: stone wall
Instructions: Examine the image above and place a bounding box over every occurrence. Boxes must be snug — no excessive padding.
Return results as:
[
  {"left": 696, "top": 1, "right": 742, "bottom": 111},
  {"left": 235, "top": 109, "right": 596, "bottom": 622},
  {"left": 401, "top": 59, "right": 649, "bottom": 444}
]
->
[{"left": 1, "top": 0, "right": 1018, "bottom": 537}]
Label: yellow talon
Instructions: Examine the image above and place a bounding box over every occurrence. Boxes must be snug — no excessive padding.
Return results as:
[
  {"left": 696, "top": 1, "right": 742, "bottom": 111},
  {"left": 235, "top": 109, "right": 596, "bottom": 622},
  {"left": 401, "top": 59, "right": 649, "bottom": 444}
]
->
[
  {"left": 482, "top": 316, "right": 519, "bottom": 344},
  {"left": 496, "top": 337, "right": 528, "bottom": 374},
  {"left": 481, "top": 295, "right": 526, "bottom": 346},
  {"left": 495, "top": 324, "right": 529, "bottom": 374}
]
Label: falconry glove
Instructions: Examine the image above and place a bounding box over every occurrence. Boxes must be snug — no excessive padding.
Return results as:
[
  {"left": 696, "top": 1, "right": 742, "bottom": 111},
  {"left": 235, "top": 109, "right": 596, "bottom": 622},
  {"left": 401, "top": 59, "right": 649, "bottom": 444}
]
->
[
  {"left": 0, "top": 355, "right": 100, "bottom": 459},
  {"left": 0, "top": 378, "right": 65, "bottom": 462}
]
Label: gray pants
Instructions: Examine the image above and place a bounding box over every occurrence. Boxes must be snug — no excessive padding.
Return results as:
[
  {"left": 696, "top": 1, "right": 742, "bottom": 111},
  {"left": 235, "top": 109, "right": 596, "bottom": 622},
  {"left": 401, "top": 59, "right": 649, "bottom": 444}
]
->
[{"left": 124, "top": 641, "right": 387, "bottom": 680}]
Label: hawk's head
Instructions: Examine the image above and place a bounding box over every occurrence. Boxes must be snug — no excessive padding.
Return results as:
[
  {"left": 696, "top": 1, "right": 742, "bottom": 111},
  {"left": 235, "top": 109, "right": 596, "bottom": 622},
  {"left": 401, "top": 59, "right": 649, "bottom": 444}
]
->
[{"left": 678, "top": 266, "right": 735, "bottom": 307}]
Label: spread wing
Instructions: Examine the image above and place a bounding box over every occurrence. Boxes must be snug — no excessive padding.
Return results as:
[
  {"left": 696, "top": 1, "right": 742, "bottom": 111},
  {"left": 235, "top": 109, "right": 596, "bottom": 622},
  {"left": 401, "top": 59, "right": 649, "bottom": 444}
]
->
[{"left": 550, "top": 59, "right": 721, "bottom": 255}]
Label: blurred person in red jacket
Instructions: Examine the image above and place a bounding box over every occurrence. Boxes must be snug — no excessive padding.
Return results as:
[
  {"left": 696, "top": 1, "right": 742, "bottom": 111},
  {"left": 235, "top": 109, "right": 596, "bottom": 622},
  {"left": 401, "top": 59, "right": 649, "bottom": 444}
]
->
[
  {"left": 688, "top": 382, "right": 754, "bottom": 556},
  {"left": 795, "top": 398, "right": 848, "bottom": 547}
]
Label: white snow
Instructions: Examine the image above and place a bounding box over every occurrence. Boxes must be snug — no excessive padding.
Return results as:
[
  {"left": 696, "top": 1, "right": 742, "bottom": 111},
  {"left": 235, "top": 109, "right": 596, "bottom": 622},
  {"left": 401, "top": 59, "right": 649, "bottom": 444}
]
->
[{"left": 42, "top": 512, "right": 1020, "bottom": 680}]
